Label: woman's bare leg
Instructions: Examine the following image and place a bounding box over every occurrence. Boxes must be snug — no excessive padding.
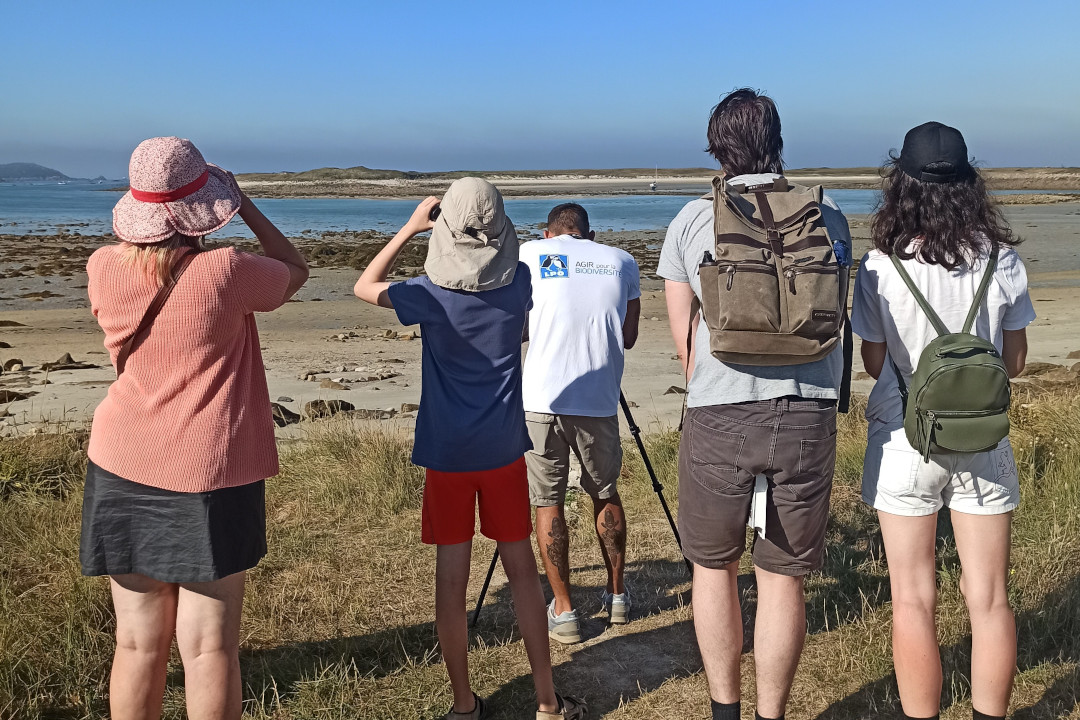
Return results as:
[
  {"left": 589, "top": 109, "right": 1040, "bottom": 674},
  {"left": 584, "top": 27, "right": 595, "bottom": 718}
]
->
[
  {"left": 175, "top": 572, "right": 246, "bottom": 720},
  {"left": 952, "top": 510, "right": 1015, "bottom": 716},
  {"left": 109, "top": 574, "right": 179, "bottom": 720},
  {"left": 878, "top": 511, "right": 942, "bottom": 718}
]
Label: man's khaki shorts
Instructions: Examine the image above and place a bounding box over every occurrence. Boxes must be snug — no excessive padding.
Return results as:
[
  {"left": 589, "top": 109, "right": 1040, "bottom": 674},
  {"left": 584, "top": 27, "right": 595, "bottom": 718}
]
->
[{"left": 525, "top": 412, "right": 622, "bottom": 506}]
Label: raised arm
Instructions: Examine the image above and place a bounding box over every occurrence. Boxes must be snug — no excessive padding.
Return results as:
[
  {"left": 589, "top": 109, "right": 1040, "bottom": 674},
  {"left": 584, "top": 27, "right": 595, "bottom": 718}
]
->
[
  {"left": 664, "top": 279, "right": 698, "bottom": 382},
  {"left": 237, "top": 192, "right": 309, "bottom": 302},
  {"left": 354, "top": 197, "right": 439, "bottom": 308}
]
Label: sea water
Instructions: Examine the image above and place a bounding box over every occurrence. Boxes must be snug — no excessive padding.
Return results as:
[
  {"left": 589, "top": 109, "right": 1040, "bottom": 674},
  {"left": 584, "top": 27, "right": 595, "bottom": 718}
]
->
[{"left": 0, "top": 183, "right": 1065, "bottom": 238}]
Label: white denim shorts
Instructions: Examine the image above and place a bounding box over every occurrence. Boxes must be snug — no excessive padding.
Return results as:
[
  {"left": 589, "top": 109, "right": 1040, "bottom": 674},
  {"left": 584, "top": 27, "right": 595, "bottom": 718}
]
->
[{"left": 861, "top": 419, "right": 1020, "bottom": 516}]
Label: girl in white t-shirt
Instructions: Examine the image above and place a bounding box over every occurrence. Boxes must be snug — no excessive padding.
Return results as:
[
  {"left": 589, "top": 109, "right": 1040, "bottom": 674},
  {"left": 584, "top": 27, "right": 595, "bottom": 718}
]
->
[{"left": 851, "top": 122, "right": 1034, "bottom": 720}]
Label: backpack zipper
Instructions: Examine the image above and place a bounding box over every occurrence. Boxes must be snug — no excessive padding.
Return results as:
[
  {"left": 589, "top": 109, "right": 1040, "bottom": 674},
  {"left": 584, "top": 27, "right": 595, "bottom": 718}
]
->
[
  {"left": 782, "top": 264, "right": 838, "bottom": 294},
  {"left": 921, "top": 411, "right": 936, "bottom": 461},
  {"left": 921, "top": 407, "right": 1010, "bottom": 418},
  {"left": 709, "top": 262, "right": 776, "bottom": 290}
]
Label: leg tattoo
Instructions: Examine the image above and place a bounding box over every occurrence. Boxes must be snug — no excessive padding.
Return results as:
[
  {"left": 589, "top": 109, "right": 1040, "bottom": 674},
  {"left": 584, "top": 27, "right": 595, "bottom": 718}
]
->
[
  {"left": 546, "top": 515, "right": 570, "bottom": 584},
  {"left": 599, "top": 507, "right": 626, "bottom": 563}
]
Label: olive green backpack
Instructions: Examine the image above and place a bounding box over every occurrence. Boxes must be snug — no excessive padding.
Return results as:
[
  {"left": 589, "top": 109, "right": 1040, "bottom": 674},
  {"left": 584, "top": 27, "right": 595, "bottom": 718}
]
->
[{"left": 889, "top": 243, "right": 1011, "bottom": 462}]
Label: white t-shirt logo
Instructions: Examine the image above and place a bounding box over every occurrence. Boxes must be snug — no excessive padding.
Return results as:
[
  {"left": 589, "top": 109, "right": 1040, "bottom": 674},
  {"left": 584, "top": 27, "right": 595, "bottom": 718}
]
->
[{"left": 539, "top": 254, "right": 569, "bottom": 278}]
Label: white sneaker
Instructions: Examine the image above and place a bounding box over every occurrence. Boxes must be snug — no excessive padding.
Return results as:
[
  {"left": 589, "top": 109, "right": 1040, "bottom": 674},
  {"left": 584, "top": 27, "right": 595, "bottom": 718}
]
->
[
  {"left": 602, "top": 587, "right": 631, "bottom": 625},
  {"left": 547, "top": 599, "right": 582, "bottom": 644}
]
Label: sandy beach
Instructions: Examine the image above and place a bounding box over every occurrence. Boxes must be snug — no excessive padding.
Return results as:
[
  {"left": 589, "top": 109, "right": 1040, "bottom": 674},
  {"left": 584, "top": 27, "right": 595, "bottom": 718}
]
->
[{"left": 2, "top": 202, "right": 1080, "bottom": 436}]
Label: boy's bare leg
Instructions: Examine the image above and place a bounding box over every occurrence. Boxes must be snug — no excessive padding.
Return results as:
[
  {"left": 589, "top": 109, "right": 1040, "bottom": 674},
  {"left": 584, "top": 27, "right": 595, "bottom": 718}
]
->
[
  {"left": 436, "top": 541, "right": 476, "bottom": 713},
  {"left": 498, "top": 538, "right": 561, "bottom": 713},
  {"left": 592, "top": 495, "right": 626, "bottom": 595},
  {"left": 534, "top": 505, "right": 573, "bottom": 614}
]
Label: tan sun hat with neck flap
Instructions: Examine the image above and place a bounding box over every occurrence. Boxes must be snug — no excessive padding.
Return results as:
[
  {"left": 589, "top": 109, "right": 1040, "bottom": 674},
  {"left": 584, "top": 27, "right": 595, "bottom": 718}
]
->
[{"left": 425, "top": 177, "right": 519, "bottom": 292}]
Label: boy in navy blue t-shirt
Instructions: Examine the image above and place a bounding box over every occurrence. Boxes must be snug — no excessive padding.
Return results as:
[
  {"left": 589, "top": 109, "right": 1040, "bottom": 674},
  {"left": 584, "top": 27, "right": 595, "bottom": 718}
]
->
[{"left": 354, "top": 178, "right": 585, "bottom": 720}]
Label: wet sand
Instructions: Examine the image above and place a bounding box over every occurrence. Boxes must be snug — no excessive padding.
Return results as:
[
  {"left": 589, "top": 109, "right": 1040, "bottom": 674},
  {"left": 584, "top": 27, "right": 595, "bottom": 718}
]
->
[{"left": 2, "top": 203, "right": 1079, "bottom": 435}]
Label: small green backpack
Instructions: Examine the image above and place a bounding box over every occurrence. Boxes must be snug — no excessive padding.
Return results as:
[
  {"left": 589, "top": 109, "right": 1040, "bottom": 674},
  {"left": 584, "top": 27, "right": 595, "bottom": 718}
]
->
[{"left": 889, "top": 243, "right": 1011, "bottom": 462}]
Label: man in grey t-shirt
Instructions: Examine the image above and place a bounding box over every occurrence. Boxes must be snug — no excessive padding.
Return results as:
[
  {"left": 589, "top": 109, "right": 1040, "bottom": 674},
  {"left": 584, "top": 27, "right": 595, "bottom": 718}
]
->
[{"left": 657, "top": 88, "right": 852, "bottom": 720}]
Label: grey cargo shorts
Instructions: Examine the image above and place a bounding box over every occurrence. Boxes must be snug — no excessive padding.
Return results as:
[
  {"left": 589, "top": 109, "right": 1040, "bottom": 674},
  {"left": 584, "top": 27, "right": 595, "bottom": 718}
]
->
[{"left": 678, "top": 397, "right": 837, "bottom": 575}]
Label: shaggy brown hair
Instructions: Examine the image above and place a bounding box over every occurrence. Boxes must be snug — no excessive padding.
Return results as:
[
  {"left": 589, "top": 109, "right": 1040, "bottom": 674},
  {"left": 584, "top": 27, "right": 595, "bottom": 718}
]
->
[
  {"left": 871, "top": 156, "right": 1018, "bottom": 270},
  {"left": 706, "top": 88, "right": 784, "bottom": 176}
]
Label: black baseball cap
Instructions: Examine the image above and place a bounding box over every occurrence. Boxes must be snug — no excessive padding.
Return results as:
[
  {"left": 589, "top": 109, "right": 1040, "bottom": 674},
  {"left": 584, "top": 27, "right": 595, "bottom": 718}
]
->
[{"left": 898, "top": 121, "right": 972, "bottom": 183}]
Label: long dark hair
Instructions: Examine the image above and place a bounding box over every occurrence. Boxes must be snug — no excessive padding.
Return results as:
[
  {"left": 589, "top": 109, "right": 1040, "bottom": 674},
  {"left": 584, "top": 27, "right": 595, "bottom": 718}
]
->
[
  {"left": 706, "top": 88, "right": 784, "bottom": 176},
  {"left": 871, "top": 155, "right": 1017, "bottom": 270}
]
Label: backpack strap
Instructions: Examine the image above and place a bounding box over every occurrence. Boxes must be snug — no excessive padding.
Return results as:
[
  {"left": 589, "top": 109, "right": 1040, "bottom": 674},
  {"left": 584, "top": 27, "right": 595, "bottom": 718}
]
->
[
  {"left": 886, "top": 241, "right": 1000, "bottom": 410},
  {"left": 679, "top": 295, "right": 701, "bottom": 431},
  {"left": 888, "top": 253, "right": 951, "bottom": 337},
  {"left": 754, "top": 192, "right": 784, "bottom": 257},
  {"left": 891, "top": 354, "right": 909, "bottom": 410},
  {"left": 889, "top": 242, "right": 1000, "bottom": 338},
  {"left": 115, "top": 250, "right": 200, "bottom": 377},
  {"left": 838, "top": 304, "right": 853, "bottom": 414},
  {"left": 962, "top": 242, "right": 999, "bottom": 333}
]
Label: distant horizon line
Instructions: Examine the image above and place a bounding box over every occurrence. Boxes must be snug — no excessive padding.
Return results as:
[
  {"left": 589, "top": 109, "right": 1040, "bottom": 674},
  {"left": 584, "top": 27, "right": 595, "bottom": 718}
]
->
[{"left": 4, "top": 161, "right": 1080, "bottom": 182}]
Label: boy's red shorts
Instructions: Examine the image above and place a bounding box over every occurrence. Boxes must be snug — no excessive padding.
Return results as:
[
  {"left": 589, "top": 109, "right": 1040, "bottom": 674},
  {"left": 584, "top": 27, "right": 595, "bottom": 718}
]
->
[{"left": 422, "top": 457, "right": 532, "bottom": 545}]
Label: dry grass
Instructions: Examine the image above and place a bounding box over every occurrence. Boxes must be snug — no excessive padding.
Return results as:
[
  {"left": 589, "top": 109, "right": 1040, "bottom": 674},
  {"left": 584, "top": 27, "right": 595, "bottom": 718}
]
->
[{"left": 0, "top": 390, "right": 1078, "bottom": 719}]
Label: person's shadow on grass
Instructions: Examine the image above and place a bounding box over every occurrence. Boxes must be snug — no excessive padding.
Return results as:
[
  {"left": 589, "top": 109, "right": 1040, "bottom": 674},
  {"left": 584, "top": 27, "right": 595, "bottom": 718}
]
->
[
  {"left": 476, "top": 508, "right": 893, "bottom": 718},
  {"left": 217, "top": 506, "right": 892, "bottom": 718}
]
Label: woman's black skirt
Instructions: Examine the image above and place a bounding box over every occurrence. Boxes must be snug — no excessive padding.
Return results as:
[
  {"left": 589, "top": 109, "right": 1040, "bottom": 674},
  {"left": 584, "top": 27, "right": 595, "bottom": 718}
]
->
[{"left": 80, "top": 460, "right": 267, "bottom": 583}]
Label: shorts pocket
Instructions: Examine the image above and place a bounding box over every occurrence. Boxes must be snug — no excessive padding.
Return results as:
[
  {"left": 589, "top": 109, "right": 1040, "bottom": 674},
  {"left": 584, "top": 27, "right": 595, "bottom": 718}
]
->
[
  {"left": 880, "top": 447, "right": 921, "bottom": 494},
  {"left": 798, "top": 435, "right": 837, "bottom": 475},
  {"left": 795, "top": 435, "right": 837, "bottom": 500},
  {"left": 689, "top": 427, "right": 746, "bottom": 494}
]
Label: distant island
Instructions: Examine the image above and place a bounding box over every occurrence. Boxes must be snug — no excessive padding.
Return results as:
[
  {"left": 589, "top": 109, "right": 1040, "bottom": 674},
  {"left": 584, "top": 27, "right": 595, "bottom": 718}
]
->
[
  {"left": 237, "top": 165, "right": 721, "bottom": 183},
  {"left": 230, "top": 165, "right": 1080, "bottom": 199},
  {"left": 0, "top": 163, "right": 70, "bottom": 181}
]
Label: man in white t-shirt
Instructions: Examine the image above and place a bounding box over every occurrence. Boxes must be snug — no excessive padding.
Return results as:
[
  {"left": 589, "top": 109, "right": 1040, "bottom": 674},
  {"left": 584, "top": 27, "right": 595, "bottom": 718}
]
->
[{"left": 519, "top": 203, "right": 641, "bottom": 643}]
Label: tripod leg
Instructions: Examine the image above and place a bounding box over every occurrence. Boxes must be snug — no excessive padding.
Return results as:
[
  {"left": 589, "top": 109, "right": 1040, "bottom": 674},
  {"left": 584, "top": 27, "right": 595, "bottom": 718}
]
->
[
  {"left": 470, "top": 549, "right": 500, "bottom": 627},
  {"left": 620, "top": 392, "right": 692, "bottom": 576}
]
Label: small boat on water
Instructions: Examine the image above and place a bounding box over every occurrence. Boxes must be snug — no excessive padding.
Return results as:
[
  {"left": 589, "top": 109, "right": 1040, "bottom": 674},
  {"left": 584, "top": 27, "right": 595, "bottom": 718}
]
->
[{"left": 649, "top": 165, "right": 658, "bottom": 191}]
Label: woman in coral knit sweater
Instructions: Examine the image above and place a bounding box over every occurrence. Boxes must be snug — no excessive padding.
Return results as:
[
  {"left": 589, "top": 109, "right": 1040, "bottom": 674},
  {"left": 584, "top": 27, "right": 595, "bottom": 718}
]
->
[{"left": 81, "top": 137, "right": 308, "bottom": 720}]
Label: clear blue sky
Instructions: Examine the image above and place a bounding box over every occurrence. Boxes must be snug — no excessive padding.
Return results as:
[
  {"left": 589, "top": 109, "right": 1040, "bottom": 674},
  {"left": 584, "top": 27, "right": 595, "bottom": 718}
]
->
[{"left": 3, "top": 0, "right": 1078, "bottom": 177}]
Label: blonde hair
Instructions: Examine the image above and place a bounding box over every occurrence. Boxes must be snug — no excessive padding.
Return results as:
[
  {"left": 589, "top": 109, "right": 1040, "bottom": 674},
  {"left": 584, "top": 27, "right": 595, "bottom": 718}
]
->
[{"left": 119, "top": 234, "right": 204, "bottom": 287}]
